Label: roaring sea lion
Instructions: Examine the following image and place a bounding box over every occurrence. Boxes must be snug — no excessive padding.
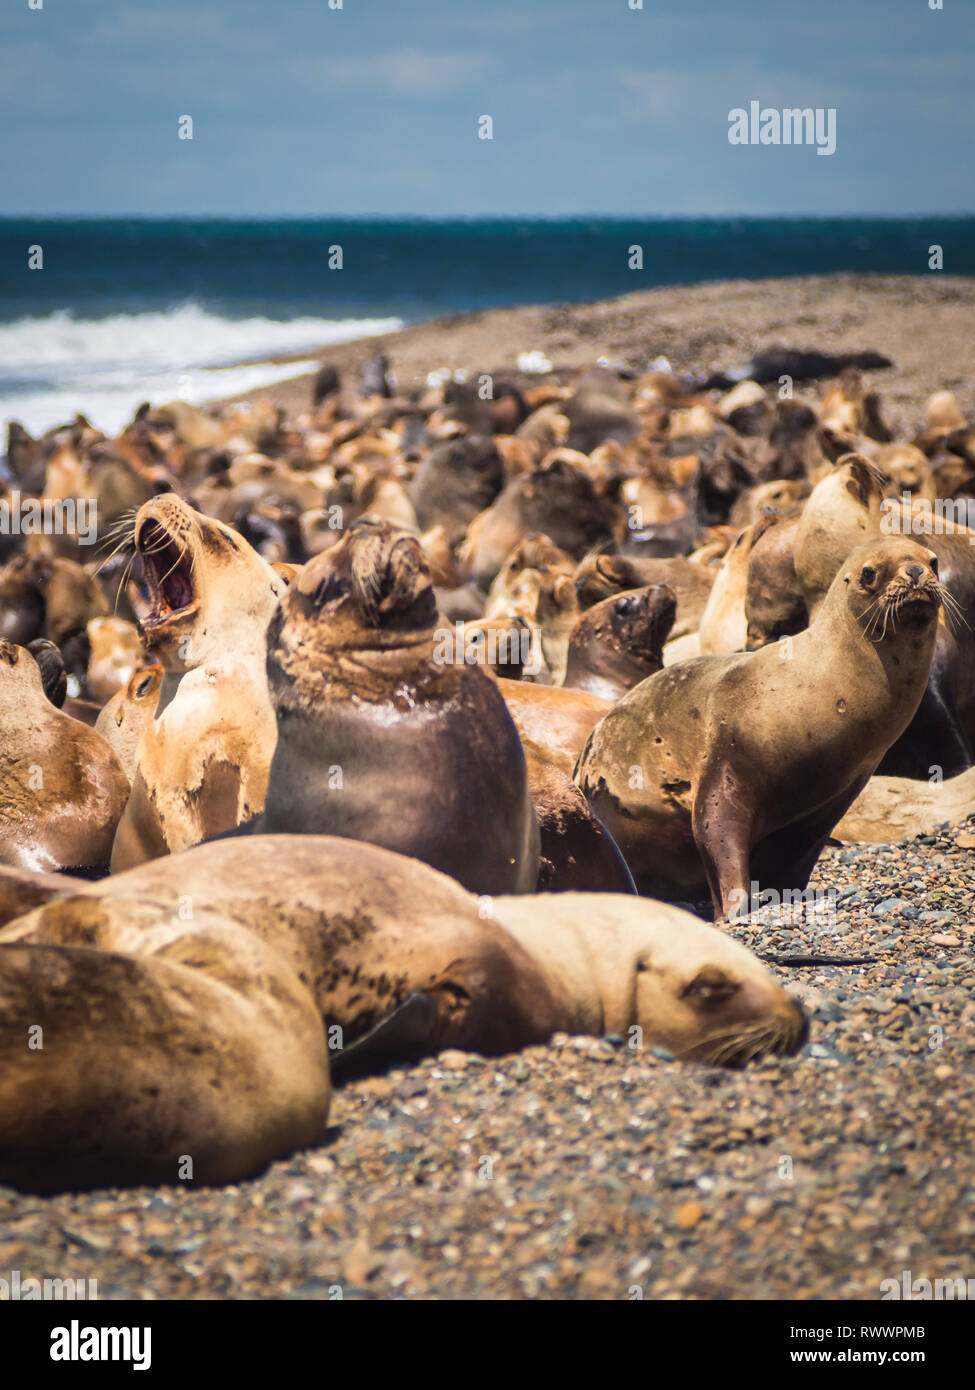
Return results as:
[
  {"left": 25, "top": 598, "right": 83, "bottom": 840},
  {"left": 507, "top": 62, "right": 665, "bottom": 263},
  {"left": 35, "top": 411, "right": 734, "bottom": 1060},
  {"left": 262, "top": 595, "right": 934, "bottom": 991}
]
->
[
  {"left": 249, "top": 517, "right": 539, "bottom": 895},
  {"left": 576, "top": 538, "right": 943, "bottom": 918},
  {"left": 110, "top": 496, "right": 287, "bottom": 872},
  {"left": 563, "top": 583, "right": 676, "bottom": 701},
  {"left": 0, "top": 835, "right": 808, "bottom": 1191},
  {"left": 0, "top": 641, "right": 129, "bottom": 873}
]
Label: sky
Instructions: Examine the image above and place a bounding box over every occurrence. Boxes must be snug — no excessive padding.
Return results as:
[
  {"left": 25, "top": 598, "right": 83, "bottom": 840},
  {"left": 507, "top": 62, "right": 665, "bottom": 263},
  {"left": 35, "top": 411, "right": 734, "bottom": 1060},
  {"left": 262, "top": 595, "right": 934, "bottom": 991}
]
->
[{"left": 2, "top": 0, "right": 973, "bottom": 217}]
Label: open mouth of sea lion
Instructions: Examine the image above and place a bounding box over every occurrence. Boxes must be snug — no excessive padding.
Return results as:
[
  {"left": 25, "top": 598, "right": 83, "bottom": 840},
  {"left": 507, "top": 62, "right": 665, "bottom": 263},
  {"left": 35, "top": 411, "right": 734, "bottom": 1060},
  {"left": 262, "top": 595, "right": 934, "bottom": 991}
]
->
[{"left": 137, "top": 520, "right": 198, "bottom": 631}]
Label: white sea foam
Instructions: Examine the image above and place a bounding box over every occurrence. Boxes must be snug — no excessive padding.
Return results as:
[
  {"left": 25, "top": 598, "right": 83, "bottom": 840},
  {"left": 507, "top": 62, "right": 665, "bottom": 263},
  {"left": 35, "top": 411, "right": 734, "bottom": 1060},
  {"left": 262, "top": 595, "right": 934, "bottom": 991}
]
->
[{"left": 0, "top": 305, "right": 404, "bottom": 437}]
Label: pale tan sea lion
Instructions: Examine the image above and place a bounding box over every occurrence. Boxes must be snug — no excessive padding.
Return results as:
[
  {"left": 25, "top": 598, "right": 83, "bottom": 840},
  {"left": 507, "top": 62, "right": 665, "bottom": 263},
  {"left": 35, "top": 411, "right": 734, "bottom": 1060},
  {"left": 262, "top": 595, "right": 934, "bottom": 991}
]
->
[
  {"left": 85, "top": 616, "right": 142, "bottom": 703},
  {"left": 0, "top": 641, "right": 129, "bottom": 872},
  {"left": 0, "top": 835, "right": 807, "bottom": 1191},
  {"left": 837, "top": 767, "right": 975, "bottom": 843},
  {"left": 110, "top": 496, "right": 287, "bottom": 872},
  {"left": 576, "top": 538, "right": 943, "bottom": 918}
]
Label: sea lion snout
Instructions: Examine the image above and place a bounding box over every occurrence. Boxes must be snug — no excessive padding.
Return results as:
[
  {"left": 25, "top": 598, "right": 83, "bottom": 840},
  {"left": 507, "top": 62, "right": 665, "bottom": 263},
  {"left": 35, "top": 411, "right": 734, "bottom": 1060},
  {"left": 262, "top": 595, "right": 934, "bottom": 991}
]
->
[{"left": 295, "top": 517, "right": 436, "bottom": 629}]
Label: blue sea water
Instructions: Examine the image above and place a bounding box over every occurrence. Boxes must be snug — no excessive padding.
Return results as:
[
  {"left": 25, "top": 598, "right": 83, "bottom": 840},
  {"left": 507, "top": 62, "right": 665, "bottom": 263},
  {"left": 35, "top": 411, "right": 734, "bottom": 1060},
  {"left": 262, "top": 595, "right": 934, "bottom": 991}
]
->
[{"left": 1, "top": 216, "right": 972, "bottom": 434}]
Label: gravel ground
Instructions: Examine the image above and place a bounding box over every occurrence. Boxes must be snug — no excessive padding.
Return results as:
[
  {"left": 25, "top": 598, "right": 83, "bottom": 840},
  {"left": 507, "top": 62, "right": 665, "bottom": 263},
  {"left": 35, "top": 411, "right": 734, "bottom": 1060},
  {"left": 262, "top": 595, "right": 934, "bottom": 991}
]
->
[{"left": 2, "top": 822, "right": 971, "bottom": 1301}]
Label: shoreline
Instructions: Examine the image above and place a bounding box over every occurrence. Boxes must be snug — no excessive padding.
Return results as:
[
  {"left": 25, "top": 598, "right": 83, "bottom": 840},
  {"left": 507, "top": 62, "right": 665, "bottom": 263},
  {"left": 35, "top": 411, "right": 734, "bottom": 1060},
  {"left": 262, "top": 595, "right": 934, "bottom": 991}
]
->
[{"left": 212, "top": 273, "right": 975, "bottom": 434}]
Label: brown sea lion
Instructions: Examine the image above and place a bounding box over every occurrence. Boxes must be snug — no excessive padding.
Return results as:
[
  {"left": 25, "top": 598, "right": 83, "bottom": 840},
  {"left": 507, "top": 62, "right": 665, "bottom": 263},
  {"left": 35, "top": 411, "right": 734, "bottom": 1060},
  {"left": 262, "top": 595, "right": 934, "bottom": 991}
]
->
[
  {"left": 0, "top": 835, "right": 807, "bottom": 1191},
  {"left": 407, "top": 435, "right": 504, "bottom": 546},
  {"left": 110, "top": 496, "right": 287, "bottom": 872},
  {"left": 744, "top": 512, "right": 807, "bottom": 650},
  {"left": 0, "top": 641, "right": 129, "bottom": 872},
  {"left": 563, "top": 583, "right": 676, "bottom": 701},
  {"left": 573, "top": 551, "right": 713, "bottom": 637},
  {"left": 247, "top": 517, "right": 539, "bottom": 895},
  {"left": 576, "top": 538, "right": 943, "bottom": 918},
  {"left": 462, "top": 453, "right": 622, "bottom": 590},
  {"left": 498, "top": 678, "right": 610, "bottom": 779}
]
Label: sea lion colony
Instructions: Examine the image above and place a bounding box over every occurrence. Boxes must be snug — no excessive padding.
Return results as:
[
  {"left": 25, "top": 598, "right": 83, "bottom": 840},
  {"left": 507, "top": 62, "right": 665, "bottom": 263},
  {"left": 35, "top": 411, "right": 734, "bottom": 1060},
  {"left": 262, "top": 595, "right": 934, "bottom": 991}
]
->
[{"left": 0, "top": 347, "right": 971, "bottom": 1189}]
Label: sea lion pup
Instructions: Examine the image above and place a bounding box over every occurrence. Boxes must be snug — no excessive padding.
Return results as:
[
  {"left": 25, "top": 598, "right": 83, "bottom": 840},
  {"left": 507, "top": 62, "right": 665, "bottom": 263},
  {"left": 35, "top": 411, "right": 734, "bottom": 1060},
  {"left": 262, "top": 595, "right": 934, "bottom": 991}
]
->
[
  {"left": 563, "top": 584, "right": 677, "bottom": 702},
  {"left": 0, "top": 836, "right": 807, "bottom": 1190},
  {"left": 250, "top": 516, "right": 539, "bottom": 895},
  {"left": 0, "top": 640, "right": 129, "bottom": 873},
  {"left": 94, "top": 663, "right": 163, "bottom": 782},
  {"left": 110, "top": 496, "right": 287, "bottom": 872},
  {"left": 573, "top": 551, "right": 713, "bottom": 637},
  {"left": 576, "top": 538, "right": 943, "bottom": 920},
  {"left": 836, "top": 766, "right": 975, "bottom": 844}
]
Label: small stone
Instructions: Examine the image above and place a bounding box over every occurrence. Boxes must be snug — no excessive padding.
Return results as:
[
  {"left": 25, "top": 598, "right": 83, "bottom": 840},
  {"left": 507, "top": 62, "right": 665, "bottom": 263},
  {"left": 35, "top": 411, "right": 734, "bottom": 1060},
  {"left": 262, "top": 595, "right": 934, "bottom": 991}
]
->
[
  {"left": 675, "top": 1201, "right": 703, "bottom": 1228},
  {"left": 931, "top": 934, "right": 960, "bottom": 947}
]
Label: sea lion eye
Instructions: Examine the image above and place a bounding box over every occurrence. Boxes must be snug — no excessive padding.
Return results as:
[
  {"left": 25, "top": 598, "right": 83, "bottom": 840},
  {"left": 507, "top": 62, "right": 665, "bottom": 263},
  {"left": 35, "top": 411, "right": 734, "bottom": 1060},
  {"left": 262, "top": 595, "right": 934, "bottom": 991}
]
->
[
  {"left": 929, "top": 556, "right": 939, "bottom": 576},
  {"left": 682, "top": 966, "right": 740, "bottom": 1005},
  {"left": 135, "top": 675, "right": 154, "bottom": 697},
  {"left": 859, "top": 565, "right": 878, "bottom": 588}
]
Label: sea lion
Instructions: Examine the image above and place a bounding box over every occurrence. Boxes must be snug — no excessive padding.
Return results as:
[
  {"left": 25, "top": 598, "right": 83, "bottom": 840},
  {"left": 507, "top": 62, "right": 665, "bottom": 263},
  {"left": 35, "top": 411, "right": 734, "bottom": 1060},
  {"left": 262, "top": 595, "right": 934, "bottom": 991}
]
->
[
  {"left": 793, "top": 454, "right": 886, "bottom": 618},
  {"left": 836, "top": 766, "right": 975, "bottom": 843},
  {"left": 573, "top": 551, "right": 713, "bottom": 637},
  {"left": 697, "top": 517, "right": 776, "bottom": 655},
  {"left": 0, "top": 835, "right": 807, "bottom": 1191},
  {"left": 0, "top": 640, "right": 129, "bottom": 873},
  {"left": 248, "top": 517, "right": 539, "bottom": 895},
  {"left": 462, "top": 454, "right": 622, "bottom": 590},
  {"left": 498, "top": 678, "right": 610, "bottom": 779},
  {"left": 576, "top": 538, "right": 943, "bottom": 918},
  {"left": 407, "top": 435, "right": 504, "bottom": 546},
  {"left": 703, "top": 348, "right": 892, "bottom": 392},
  {"left": 563, "top": 583, "right": 676, "bottom": 701},
  {"left": 744, "top": 512, "right": 807, "bottom": 649},
  {"left": 94, "top": 664, "right": 163, "bottom": 782},
  {"left": 109, "top": 496, "right": 287, "bottom": 872}
]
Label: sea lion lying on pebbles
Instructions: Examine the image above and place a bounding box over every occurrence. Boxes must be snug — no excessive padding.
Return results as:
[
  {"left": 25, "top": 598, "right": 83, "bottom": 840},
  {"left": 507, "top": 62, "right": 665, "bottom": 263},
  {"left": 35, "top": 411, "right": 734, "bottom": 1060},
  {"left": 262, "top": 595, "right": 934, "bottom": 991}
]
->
[{"left": 0, "top": 836, "right": 808, "bottom": 1191}]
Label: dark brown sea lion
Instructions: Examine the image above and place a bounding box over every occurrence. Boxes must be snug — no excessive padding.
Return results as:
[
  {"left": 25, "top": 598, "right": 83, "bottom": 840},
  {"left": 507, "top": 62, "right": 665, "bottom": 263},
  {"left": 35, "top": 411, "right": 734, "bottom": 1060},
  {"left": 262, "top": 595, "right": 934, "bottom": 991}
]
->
[
  {"left": 563, "top": 583, "right": 677, "bottom": 701},
  {"left": 248, "top": 516, "right": 539, "bottom": 895},
  {"left": 463, "top": 453, "right": 622, "bottom": 590},
  {"left": 0, "top": 641, "right": 129, "bottom": 872},
  {"left": 407, "top": 435, "right": 504, "bottom": 546},
  {"left": 573, "top": 551, "right": 713, "bottom": 636},
  {"left": 0, "top": 836, "right": 807, "bottom": 1191},
  {"left": 576, "top": 538, "right": 943, "bottom": 918}
]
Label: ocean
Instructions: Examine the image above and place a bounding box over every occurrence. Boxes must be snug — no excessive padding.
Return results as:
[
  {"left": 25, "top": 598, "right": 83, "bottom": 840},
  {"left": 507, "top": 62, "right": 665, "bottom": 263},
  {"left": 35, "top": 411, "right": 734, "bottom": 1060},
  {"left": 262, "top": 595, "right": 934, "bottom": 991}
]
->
[{"left": 2, "top": 216, "right": 973, "bottom": 436}]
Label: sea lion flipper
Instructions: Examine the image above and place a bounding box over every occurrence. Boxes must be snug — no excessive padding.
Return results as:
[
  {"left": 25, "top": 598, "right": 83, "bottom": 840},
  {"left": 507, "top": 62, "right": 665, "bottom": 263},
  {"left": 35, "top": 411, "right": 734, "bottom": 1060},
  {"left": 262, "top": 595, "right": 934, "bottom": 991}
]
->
[{"left": 329, "top": 992, "right": 442, "bottom": 1080}]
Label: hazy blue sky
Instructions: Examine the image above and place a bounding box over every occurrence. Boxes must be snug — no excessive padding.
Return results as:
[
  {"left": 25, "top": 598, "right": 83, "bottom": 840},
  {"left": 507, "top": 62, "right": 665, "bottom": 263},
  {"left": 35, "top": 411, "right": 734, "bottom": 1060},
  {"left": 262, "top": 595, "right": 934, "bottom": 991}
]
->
[{"left": 3, "top": 0, "right": 973, "bottom": 216}]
